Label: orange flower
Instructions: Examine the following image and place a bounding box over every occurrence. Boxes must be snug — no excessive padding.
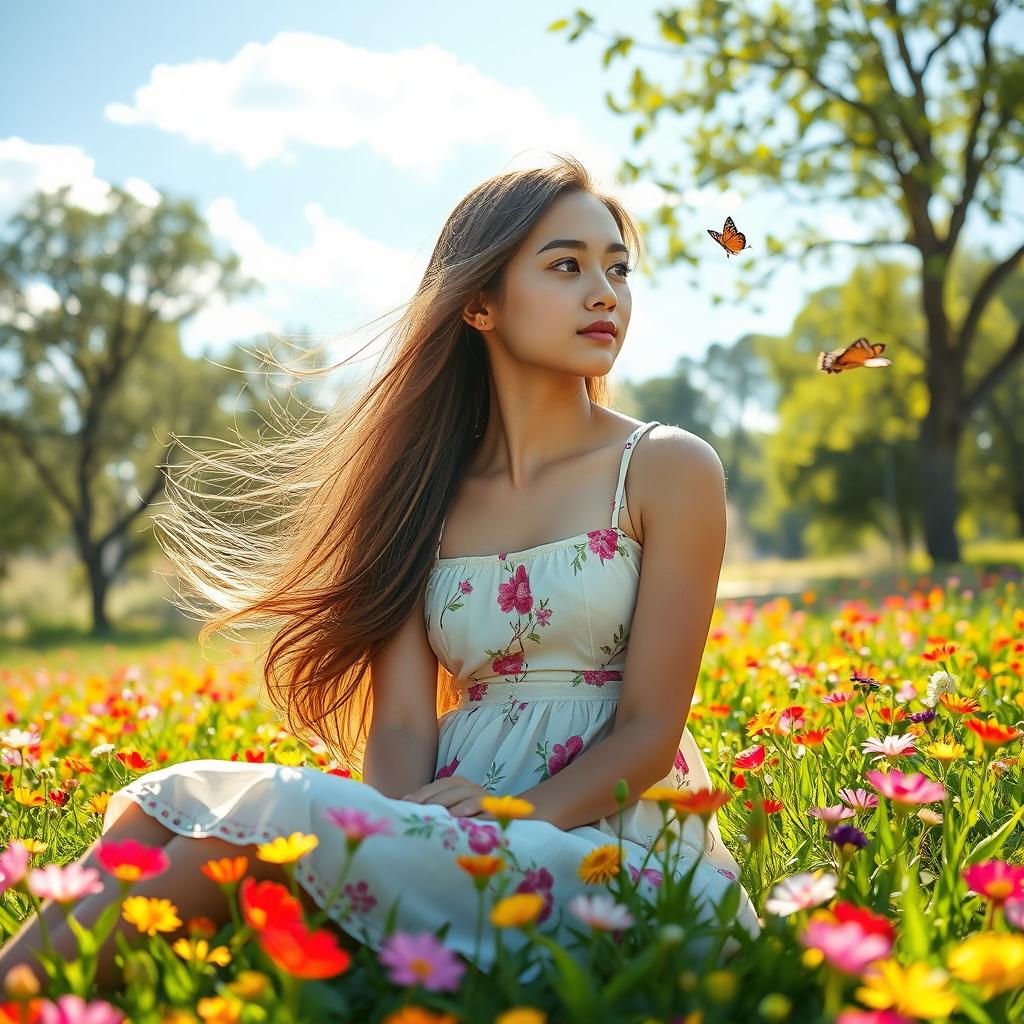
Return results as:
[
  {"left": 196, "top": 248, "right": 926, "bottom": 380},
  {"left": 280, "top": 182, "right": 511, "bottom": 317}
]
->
[
  {"left": 965, "top": 718, "right": 1021, "bottom": 748},
  {"left": 939, "top": 693, "right": 980, "bottom": 715},
  {"left": 201, "top": 855, "right": 250, "bottom": 885},
  {"left": 239, "top": 876, "right": 304, "bottom": 932},
  {"left": 922, "top": 643, "right": 957, "bottom": 662},
  {"left": 456, "top": 854, "right": 505, "bottom": 878},
  {"left": 257, "top": 921, "right": 352, "bottom": 979},
  {"left": 670, "top": 787, "right": 732, "bottom": 818},
  {"left": 792, "top": 728, "right": 832, "bottom": 746}
]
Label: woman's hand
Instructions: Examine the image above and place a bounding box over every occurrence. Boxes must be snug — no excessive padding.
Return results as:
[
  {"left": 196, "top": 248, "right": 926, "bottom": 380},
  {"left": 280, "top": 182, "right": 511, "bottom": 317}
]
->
[{"left": 401, "top": 775, "right": 490, "bottom": 818}]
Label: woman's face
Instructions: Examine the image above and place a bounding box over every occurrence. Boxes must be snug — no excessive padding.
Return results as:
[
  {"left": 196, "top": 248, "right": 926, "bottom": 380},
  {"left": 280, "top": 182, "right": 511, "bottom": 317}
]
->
[{"left": 477, "top": 190, "right": 632, "bottom": 377}]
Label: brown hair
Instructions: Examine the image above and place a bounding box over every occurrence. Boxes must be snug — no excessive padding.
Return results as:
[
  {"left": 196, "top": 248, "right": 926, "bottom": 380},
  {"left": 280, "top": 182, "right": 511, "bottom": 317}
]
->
[{"left": 153, "top": 152, "right": 644, "bottom": 772}]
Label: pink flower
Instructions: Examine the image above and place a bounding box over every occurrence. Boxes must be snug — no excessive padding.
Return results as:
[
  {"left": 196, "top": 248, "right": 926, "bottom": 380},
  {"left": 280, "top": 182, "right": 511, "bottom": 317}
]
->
[
  {"left": 839, "top": 787, "right": 879, "bottom": 810},
  {"left": 515, "top": 867, "right": 554, "bottom": 923},
  {"left": 765, "top": 871, "right": 838, "bottom": 916},
  {"left": 581, "top": 669, "right": 622, "bottom": 687},
  {"left": 38, "top": 994, "right": 126, "bottom": 1024},
  {"left": 568, "top": 892, "right": 635, "bottom": 930},
  {"left": 458, "top": 819, "right": 505, "bottom": 855},
  {"left": 837, "top": 1012, "right": 914, "bottom": 1024},
  {"left": 865, "top": 769, "right": 946, "bottom": 808},
  {"left": 536, "top": 607, "right": 552, "bottom": 626},
  {"left": 674, "top": 749, "right": 689, "bottom": 774},
  {"left": 95, "top": 838, "right": 169, "bottom": 883},
  {"left": 962, "top": 859, "right": 1024, "bottom": 907},
  {"left": 861, "top": 734, "right": 917, "bottom": 762},
  {"left": 549, "top": 735, "right": 584, "bottom": 775},
  {"left": 492, "top": 651, "right": 525, "bottom": 678},
  {"left": 324, "top": 807, "right": 394, "bottom": 844},
  {"left": 798, "top": 918, "right": 893, "bottom": 974},
  {"left": 435, "top": 756, "right": 460, "bottom": 779},
  {"left": 808, "top": 804, "right": 856, "bottom": 824},
  {"left": 822, "top": 691, "right": 854, "bottom": 706},
  {"left": 0, "top": 840, "right": 32, "bottom": 894},
  {"left": 627, "top": 862, "right": 664, "bottom": 888},
  {"left": 497, "top": 564, "right": 533, "bottom": 615},
  {"left": 1005, "top": 898, "right": 1024, "bottom": 930},
  {"left": 458, "top": 580, "right": 473, "bottom": 595},
  {"left": 378, "top": 931, "right": 466, "bottom": 992},
  {"left": 733, "top": 744, "right": 766, "bottom": 771},
  {"left": 27, "top": 863, "right": 105, "bottom": 904},
  {"left": 586, "top": 528, "right": 620, "bottom": 561}
]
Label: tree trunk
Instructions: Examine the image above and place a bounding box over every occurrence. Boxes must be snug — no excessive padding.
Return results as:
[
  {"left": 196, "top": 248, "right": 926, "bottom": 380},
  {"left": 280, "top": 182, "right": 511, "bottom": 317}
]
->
[
  {"left": 83, "top": 545, "right": 112, "bottom": 636},
  {"left": 917, "top": 410, "right": 962, "bottom": 565}
]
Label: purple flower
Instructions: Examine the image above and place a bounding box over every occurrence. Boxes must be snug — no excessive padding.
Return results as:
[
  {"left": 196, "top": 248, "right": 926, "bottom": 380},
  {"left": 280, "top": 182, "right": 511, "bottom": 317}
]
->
[
  {"left": 909, "top": 708, "right": 937, "bottom": 724},
  {"left": 828, "top": 825, "right": 869, "bottom": 850},
  {"left": 377, "top": 931, "right": 466, "bottom": 991}
]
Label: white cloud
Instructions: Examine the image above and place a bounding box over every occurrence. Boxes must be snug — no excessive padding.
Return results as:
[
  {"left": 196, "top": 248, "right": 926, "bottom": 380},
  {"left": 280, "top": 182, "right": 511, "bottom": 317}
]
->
[{"left": 103, "top": 32, "right": 618, "bottom": 179}]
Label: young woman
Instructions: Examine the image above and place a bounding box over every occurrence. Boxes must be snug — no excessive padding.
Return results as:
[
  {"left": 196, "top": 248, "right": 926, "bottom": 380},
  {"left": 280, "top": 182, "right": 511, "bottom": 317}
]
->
[{"left": 0, "top": 154, "right": 760, "bottom": 989}]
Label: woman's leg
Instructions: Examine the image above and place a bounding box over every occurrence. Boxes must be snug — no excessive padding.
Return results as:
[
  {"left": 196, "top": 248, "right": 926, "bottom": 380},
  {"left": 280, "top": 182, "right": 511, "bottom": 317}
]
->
[{"left": 1, "top": 799, "right": 349, "bottom": 992}]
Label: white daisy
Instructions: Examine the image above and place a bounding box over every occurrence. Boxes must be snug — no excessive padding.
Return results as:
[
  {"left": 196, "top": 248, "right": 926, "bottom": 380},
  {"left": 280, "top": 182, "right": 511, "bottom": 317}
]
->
[
  {"left": 764, "top": 870, "right": 838, "bottom": 916},
  {"left": 861, "top": 734, "right": 917, "bottom": 761},
  {"left": 567, "top": 892, "right": 636, "bottom": 931}
]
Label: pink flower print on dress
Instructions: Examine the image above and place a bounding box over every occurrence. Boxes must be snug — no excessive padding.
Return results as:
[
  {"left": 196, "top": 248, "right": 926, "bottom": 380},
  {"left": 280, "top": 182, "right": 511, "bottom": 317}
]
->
[
  {"left": 435, "top": 756, "right": 460, "bottom": 779},
  {"left": 582, "top": 669, "right": 623, "bottom": 687},
  {"left": 458, "top": 580, "right": 473, "bottom": 595},
  {"left": 587, "top": 529, "right": 620, "bottom": 562},
  {"left": 674, "top": 749, "right": 689, "bottom": 775},
  {"left": 467, "top": 682, "right": 488, "bottom": 702},
  {"left": 342, "top": 879, "right": 377, "bottom": 913},
  {"left": 549, "top": 735, "right": 584, "bottom": 775},
  {"left": 492, "top": 651, "right": 526, "bottom": 678},
  {"left": 627, "top": 863, "right": 664, "bottom": 888},
  {"left": 497, "top": 564, "right": 533, "bottom": 615},
  {"left": 458, "top": 820, "right": 505, "bottom": 855},
  {"left": 515, "top": 866, "right": 555, "bottom": 923},
  {"left": 536, "top": 607, "right": 552, "bottom": 627},
  {"left": 717, "top": 867, "right": 738, "bottom": 880}
]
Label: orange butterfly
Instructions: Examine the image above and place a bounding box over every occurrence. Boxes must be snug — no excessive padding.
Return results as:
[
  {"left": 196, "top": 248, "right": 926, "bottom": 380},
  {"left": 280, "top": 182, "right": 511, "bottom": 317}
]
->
[
  {"left": 817, "top": 337, "right": 892, "bottom": 374},
  {"left": 707, "top": 216, "right": 751, "bottom": 258}
]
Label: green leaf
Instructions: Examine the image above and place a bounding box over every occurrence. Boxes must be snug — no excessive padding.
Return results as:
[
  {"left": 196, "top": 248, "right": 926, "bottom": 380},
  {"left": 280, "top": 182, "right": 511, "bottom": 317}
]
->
[
  {"left": 898, "top": 860, "right": 931, "bottom": 960},
  {"left": 532, "top": 933, "right": 598, "bottom": 1020},
  {"left": 600, "top": 940, "right": 666, "bottom": 1004},
  {"left": 965, "top": 802, "right": 1024, "bottom": 865}
]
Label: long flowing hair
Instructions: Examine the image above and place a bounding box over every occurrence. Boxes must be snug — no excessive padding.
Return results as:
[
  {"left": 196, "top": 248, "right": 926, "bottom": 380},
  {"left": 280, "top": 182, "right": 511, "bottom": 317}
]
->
[{"left": 153, "top": 153, "right": 644, "bottom": 771}]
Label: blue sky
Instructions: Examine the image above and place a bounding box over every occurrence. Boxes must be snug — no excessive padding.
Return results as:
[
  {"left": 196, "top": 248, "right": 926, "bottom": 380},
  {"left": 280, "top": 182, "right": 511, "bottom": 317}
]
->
[{"left": 3, "top": 0, "right": 1020, "bottom": 396}]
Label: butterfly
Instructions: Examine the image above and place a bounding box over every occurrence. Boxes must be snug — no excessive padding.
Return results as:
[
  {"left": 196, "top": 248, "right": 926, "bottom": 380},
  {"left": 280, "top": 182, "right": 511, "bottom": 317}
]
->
[
  {"left": 817, "top": 337, "right": 892, "bottom": 374},
  {"left": 706, "top": 216, "right": 750, "bottom": 258}
]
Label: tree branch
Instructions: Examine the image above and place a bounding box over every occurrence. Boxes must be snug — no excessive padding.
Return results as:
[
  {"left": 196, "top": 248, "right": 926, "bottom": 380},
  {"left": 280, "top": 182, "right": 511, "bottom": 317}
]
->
[
  {"left": 959, "top": 240, "right": 1024, "bottom": 356},
  {"left": 0, "top": 416, "right": 76, "bottom": 517},
  {"left": 95, "top": 442, "right": 176, "bottom": 551},
  {"left": 965, "top": 322, "right": 1024, "bottom": 416}
]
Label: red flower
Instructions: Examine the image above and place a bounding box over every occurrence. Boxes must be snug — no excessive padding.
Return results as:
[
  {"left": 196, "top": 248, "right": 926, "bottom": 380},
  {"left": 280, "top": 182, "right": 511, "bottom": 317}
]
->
[
  {"left": 733, "top": 745, "right": 766, "bottom": 771},
  {"left": 239, "top": 876, "right": 304, "bottom": 932},
  {"left": 96, "top": 838, "right": 170, "bottom": 883},
  {"left": 965, "top": 718, "right": 1021, "bottom": 747},
  {"left": 792, "top": 727, "right": 832, "bottom": 747},
  {"left": 258, "top": 921, "right": 352, "bottom": 979},
  {"left": 922, "top": 643, "right": 957, "bottom": 662},
  {"left": 115, "top": 750, "right": 151, "bottom": 771},
  {"left": 744, "top": 799, "right": 785, "bottom": 814},
  {"left": 831, "top": 900, "right": 896, "bottom": 942}
]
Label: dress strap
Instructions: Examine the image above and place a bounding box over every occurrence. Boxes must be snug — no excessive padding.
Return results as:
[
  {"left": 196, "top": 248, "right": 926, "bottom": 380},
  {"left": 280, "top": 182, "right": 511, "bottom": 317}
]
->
[
  {"left": 435, "top": 516, "right": 446, "bottom": 560},
  {"left": 610, "top": 420, "right": 659, "bottom": 529}
]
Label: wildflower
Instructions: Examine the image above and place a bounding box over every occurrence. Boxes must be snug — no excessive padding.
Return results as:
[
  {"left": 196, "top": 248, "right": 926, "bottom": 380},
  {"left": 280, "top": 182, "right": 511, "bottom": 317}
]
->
[
  {"left": 122, "top": 896, "right": 183, "bottom": 937},
  {"left": 225, "top": 970, "right": 272, "bottom": 1000},
  {"left": 578, "top": 845, "right": 622, "bottom": 884},
  {"left": 917, "top": 808, "right": 943, "bottom": 826},
  {"left": 822, "top": 691, "right": 854, "bottom": 706},
  {"left": 732, "top": 744, "right": 766, "bottom": 771},
  {"left": 323, "top": 807, "right": 395, "bottom": 848},
  {"left": 922, "top": 670, "right": 957, "bottom": 708},
  {"left": 255, "top": 832, "right": 319, "bottom": 864},
  {"left": 382, "top": 1009, "right": 460, "bottom": 1024},
  {"left": 455, "top": 854, "right": 505, "bottom": 880},
  {"left": 839, "top": 788, "right": 879, "bottom": 810},
  {"left": 238, "top": 877, "right": 304, "bottom": 932},
  {"left": 479, "top": 795, "right": 535, "bottom": 822},
  {"left": 855, "top": 960, "right": 958, "bottom": 1018},
  {"left": 861, "top": 735, "right": 917, "bottom": 762},
  {"left": 257, "top": 920, "right": 352, "bottom": 979},
  {"left": 96, "top": 838, "right": 170, "bottom": 883},
  {"left": 808, "top": 805, "right": 856, "bottom": 824},
  {"left": 195, "top": 995, "right": 244, "bottom": 1023},
  {"left": 171, "top": 937, "right": 232, "bottom": 967},
  {"left": 495, "top": 1011, "right": 547, "bottom": 1024},
  {"left": 938, "top": 693, "right": 979, "bottom": 715},
  {"left": 793, "top": 727, "right": 832, "bottom": 747},
  {"left": 908, "top": 708, "right": 936, "bottom": 724},
  {"left": 961, "top": 860, "right": 1024, "bottom": 906},
  {"left": 923, "top": 737, "right": 965, "bottom": 762},
  {"left": 744, "top": 798, "right": 785, "bottom": 814},
  {"left": 26, "top": 863, "right": 105, "bottom": 904},
  {"left": 828, "top": 825, "right": 869, "bottom": 854},
  {"left": 670, "top": 787, "right": 732, "bottom": 820},
  {"left": 832, "top": 902, "right": 896, "bottom": 942},
  {"left": 798, "top": 917, "right": 892, "bottom": 974},
  {"left": 746, "top": 709, "right": 781, "bottom": 735},
  {"left": 836, "top": 1012, "right": 914, "bottom": 1024},
  {"left": 765, "top": 871, "right": 839, "bottom": 916},
  {"left": 34, "top": 995, "right": 126, "bottom": 1024},
  {"left": 568, "top": 892, "right": 636, "bottom": 931},
  {"left": 200, "top": 856, "right": 249, "bottom": 885},
  {"left": 378, "top": 932, "right": 466, "bottom": 992},
  {"left": 964, "top": 717, "right": 1021, "bottom": 748},
  {"left": 491, "top": 893, "right": 546, "bottom": 928},
  {"left": 1005, "top": 898, "right": 1024, "bottom": 930},
  {"left": 865, "top": 770, "right": 946, "bottom": 809},
  {"left": 946, "top": 933, "right": 1024, "bottom": 998},
  {"left": 0, "top": 841, "right": 33, "bottom": 894}
]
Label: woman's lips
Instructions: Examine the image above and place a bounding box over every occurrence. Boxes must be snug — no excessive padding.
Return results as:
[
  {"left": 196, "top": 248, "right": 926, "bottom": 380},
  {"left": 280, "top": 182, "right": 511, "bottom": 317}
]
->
[{"left": 578, "top": 330, "right": 615, "bottom": 343}]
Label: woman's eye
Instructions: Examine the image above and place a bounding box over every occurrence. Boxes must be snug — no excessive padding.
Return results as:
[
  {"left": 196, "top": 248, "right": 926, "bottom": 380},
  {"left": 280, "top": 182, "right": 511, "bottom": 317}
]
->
[{"left": 553, "top": 257, "right": 632, "bottom": 279}]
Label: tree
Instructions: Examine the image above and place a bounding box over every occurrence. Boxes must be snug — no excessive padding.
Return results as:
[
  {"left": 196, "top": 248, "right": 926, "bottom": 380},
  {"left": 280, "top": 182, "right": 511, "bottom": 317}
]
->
[
  {"left": 553, "top": 0, "right": 1024, "bottom": 563},
  {"left": 0, "top": 185, "right": 261, "bottom": 634}
]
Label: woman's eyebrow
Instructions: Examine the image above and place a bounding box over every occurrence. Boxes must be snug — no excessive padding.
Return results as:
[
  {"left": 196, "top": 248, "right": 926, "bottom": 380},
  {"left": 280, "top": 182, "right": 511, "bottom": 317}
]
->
[{"left": 536, "top": 238, "right": 630, "bottom": 256}]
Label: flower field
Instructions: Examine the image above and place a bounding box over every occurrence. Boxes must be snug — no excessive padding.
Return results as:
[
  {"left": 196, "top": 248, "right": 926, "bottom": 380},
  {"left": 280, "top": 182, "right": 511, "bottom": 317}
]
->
[{"left": 2, "top": 573, "right": 1023, "bottom": 1023}]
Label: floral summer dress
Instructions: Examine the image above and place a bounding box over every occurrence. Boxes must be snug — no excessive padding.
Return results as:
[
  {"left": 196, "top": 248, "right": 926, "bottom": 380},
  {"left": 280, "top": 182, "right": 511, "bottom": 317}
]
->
[{"left": 102, "top": 419, "right": 761, "bottom": 973}]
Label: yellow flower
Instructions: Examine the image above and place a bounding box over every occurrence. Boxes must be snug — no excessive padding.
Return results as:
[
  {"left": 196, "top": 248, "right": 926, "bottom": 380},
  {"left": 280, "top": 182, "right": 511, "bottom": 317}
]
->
[
  {"left": 479, "top": 795, "right": 535, "bottom": 819},
  {"left": 170, "top": 937, "right": 232, "bottom": 966},
  {"left": 256, "top": 832, "right": 319, "bottom": 864},
  {"left": 160, "top": 1012, "right": 198, "bottom": 1024},
  {"left": 196, "top": 996, "right": 243, "bottom": 1024},
  {"left": 274, "top": 746, "right": 305, "bottom": 766},
  {"left": 490, "top": 893, "right": 545, "bottom": 928},
  {"left": 578, "top": 844, "right": 622, "bottom": 884},
  {"left": 20, "top": 838, "right": 48, "bottom": 855},
  {"left": 226, "top": 970, "right": 272, "bottom": 1000},
  {"left": 640, "top": 785, "right": 682, "bottom": 804},
  {"left": 122, "top": 896, "right": 183, "bottom": 937},
  {"left": 495, "top": 1009, "right": 547, "bottom": 1024},
  {"left": 13, "top": 787, "right": 45, "bottom": 807},
  {"left": 855, "top": 960, "right": 958, "bottom": 1019},
  {"left": 86, "top": 792, "right": 111, "bottom": 815},
  {"left": 925, "top": 737, "right": 966, "bottom": 762},
  {"left": 947, "top": 933, "right": 1024, "bottom": 999}
]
